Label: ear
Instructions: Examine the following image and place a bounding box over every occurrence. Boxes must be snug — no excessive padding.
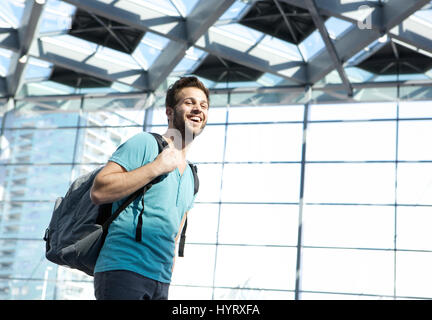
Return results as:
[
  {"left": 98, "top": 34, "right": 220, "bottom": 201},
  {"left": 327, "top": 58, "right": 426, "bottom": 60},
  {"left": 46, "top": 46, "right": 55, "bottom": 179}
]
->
[{"left": 166, "top": 106, "right": 174, "bottom": 123}]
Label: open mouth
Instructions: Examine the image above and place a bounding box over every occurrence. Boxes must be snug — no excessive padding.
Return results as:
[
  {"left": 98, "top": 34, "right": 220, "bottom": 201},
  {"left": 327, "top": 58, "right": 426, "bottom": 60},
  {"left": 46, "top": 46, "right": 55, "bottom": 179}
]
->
[{"left": 187, "top": 115, "right": 202, "bottom": 124}]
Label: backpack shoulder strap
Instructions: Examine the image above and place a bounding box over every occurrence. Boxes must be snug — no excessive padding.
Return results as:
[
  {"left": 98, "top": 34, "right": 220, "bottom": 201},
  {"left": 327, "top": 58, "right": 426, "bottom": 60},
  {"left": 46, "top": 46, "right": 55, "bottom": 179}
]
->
[
  {"left": 188, "top": 162, "right": 199, "bottom": 196},
  {"left": 149, "top": 132, "right": 168, "bottom": 153},
  {"left": 178, "top": 162, "right": 199, "bottom": 257},
  {"left": 134, "top": 132, "right": 169, "bottom": 242}
]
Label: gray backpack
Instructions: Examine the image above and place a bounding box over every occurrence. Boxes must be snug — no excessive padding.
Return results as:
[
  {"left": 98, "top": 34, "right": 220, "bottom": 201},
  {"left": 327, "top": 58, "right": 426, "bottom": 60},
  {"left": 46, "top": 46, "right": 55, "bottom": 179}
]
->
[{"left": 43, "top": 133, "right": 199, "bottom": 276}]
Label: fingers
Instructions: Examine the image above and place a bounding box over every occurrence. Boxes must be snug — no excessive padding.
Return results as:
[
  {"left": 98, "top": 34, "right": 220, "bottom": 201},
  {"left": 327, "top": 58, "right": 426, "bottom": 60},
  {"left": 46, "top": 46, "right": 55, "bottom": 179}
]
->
[{"left": 156, "top": 145, "right": 182, "bottom": 174}]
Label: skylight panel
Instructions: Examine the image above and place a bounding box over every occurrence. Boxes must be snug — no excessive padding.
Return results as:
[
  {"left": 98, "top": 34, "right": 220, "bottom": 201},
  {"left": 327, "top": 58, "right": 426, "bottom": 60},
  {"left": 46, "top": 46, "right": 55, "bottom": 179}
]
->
[
  {"left": 24, "top": 57, "right": 53, "bottom": 80},
  {"left": 124, "top": 0, "right": 180, "bottom": 17},
  {"left": 258, "top": 35, "right": 303, "bottom": 62},
  {"left": 39, "top": 34, "right": 143, "bottom": 72},
  {"left": 215, "top": 23, "right": 264, "bottom": 48},
  {"left": 169, "top": 0, "right": 187, "bottom": 17},
  {"left": 256, "top": 73, "right": 285, "bottom": 87},
  {"left": 140, "top": 32, "right": 170, "bottom": 51},
  {"left": 325, "top": 17, "right": 353, "bottom": 40},
  {"left": 178, "top": 0, "right": 200, "bottom": 16},
  {"left": 0, "top": 48, "right": 13, "bottom": 77},
  {"left": 39, "top": 0, "right": 75, "bottom": 33},
  {"left": 172, "top": 47, "right": 206, "bottom": 73},
  {"left": 298, "top": 30, "right": 325, "bottom": 62},
  {"left": 218, "top": 1, "right": 249, "bottom": 21},
  {"left": 133, "top": 32, "right": 170, "bottom": 70},
  {"left": 414, "top": 2, "right": 432, "bottom": 24},
  {"left": 0, "top": 0, "right": 24, "bottom": 29}
]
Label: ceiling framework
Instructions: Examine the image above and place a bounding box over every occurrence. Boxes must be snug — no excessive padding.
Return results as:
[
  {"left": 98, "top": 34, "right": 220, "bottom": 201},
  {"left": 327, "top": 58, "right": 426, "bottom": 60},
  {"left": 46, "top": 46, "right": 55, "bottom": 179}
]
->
[{"left": 0, "top": 0, "right": 431, "bottom": 104}]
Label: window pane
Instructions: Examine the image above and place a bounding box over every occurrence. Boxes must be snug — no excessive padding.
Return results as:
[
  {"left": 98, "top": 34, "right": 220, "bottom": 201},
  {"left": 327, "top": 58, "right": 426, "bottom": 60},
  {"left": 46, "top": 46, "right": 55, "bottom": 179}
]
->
[
  {"left": 306, "top": 121, "right": 396, "bottom": 161},
  {"left": 396, "top": 251, "right": 432, "bottom": 298},
  {"left": 0, "top": 201, "right": 54, "bottom": 239},
  {"left": 218, "top": 204, "right": 298, "bottom": 246},
  {"left": 193, "top": 164, "right": 222, "bottom": 203},
  {"left": 187, "top": 125, "right": 226, "bottom": 163},
  {"left": 186, "top": 203, "right": 219, "bottom": 244},
  {"left": 76, "top": 126, "right": 143, "bottom": 164},
  {"left": 0, "top": 279, "right": 57, "bottom": 300},
  {"left": 302, "top": 205, "right": 394, "bottom": 249},
  {"left": 214, "top": 246, "right": 297, "bottom": 291},
  {"left": 228, "top": 105, "right": 304, "bottom": 123},
  {"left": 168, "top": 286, "right": 213, "bottom": 300},
  {"left": 213, "top": 288, "right": 294, "bottom": 300},
  {"left": 221, "top": 163, "right": 300, "bottom": 203},
  {"left": 1, "top": 165, "right": 72, "bottom": 201},
  {"left": 225, "top": 123, "right": 303, "bottom": 162},
  {"left": 82, "top": 97, "right": 148, "bottom": 112},
  {"left": 301, "top": 248, "right": 394, "bottom": 296},
  {"left": 300, "top": 292, "right": 392, "bottom": 300},
  {"left": 148, "top": 106, "right": 167, "bottom": 125},
  {"left": 0, "top": 240, "right": 55, "bottom": 299},
  {"left": 3, "top": 128, "right": 76, "bottom": 164},
  {"left": 4, "top": 111, "right": 79, "bottom": 129},
  {"left": 84, "top": 110, "right": 145, "bottom": 127},
  {"left": 52, "top": 280, "right": 95, "bottom": 300},
  {"left": 397, "top": 206, "right": 432, "bottom": 251},
  {"left": 397, "top": 163, "right": 432, "bottom": 205},
  {"left": 399, "top": 100, "right": 432, "bottom": 119},
  {"left": 398, "top": 120, "right": 432, "bottom": 160},
  {"left": 170, "top": 244, "right": 216, "bottom": 287},
  {"left": 309, "top": 102, "right": 396, "bottom": 121},
  {"left": 304, "top": 163, "right": 395, "bottom": 204}
]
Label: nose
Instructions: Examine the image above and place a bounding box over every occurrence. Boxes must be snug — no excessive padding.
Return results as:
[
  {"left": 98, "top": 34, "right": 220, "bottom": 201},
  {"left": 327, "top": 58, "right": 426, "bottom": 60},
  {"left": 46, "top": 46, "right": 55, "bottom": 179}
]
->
[{"left": 191, "top": 103, "right": 202, "bottom": 112}]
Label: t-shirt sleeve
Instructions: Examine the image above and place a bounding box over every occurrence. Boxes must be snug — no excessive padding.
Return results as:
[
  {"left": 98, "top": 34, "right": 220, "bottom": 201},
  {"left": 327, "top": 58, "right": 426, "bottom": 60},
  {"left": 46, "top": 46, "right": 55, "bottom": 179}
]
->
[{"left": 109, "top": 132, "right": 157, "bottom": 172}]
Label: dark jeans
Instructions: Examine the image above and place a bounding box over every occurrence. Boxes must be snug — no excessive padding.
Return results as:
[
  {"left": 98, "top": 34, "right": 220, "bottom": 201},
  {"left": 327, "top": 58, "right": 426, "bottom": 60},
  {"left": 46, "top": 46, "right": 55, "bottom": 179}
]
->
[{"left": 94, "top": 270, "right": 170, "bottom": 300}]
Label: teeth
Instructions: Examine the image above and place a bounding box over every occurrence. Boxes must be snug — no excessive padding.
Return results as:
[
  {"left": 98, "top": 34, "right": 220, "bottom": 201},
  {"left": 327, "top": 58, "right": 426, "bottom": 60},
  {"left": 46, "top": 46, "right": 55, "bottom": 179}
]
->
[{"left": 190, "top": 116, "right": 201, "bottom": 122}]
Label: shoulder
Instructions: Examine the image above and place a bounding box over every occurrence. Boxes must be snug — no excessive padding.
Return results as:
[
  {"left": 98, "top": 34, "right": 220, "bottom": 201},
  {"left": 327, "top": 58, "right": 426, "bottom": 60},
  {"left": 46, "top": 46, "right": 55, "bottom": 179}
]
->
[
  {"left": 125, "top": 131, "right": 156, "bottom": 145},
  {"left": 109, "top": 132, "right": 159, "bottom": 170},
  {"left": 118, "top": 132, "right": 158, "bottom": 153}
]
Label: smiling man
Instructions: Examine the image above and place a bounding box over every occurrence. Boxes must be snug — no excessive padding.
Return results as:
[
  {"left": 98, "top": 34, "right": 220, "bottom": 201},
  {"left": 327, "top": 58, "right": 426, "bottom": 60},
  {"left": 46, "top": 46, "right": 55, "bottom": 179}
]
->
[{"left": 90, "top": 76, "right": 209, "bottom": 300}]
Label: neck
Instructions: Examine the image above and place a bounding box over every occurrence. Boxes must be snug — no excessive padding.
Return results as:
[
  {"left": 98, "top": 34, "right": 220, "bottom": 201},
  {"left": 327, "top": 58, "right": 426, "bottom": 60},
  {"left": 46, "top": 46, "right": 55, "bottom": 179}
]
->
[{"left": 162, "top": 127, "right": 194, "bottom": 157}]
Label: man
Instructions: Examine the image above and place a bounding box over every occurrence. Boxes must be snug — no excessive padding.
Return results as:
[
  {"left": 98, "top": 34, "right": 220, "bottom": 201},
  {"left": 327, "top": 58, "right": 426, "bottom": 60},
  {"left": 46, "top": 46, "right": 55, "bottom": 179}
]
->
[{"left": 90, "top": 76, "right": 209, "bottom": 300}]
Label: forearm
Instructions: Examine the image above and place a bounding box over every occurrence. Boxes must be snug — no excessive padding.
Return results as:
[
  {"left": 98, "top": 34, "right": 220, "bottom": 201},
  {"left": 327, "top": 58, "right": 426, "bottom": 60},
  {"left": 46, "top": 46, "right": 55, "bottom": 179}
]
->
[{"left": 90, "top": 161, "right": 162, "bottom": 205}]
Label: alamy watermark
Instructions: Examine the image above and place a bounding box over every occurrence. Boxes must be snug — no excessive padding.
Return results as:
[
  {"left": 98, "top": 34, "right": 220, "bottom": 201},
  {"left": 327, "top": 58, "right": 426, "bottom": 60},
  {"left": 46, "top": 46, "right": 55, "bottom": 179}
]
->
[{"left": 357, "top": 4, "right": 373, "bottom": 30}]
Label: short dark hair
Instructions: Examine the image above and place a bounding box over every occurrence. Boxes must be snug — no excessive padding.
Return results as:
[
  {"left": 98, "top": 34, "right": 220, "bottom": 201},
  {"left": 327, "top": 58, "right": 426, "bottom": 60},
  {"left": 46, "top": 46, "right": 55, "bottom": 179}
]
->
[{"left": 165, "top": 76, "right": 210, "bottom": 109}]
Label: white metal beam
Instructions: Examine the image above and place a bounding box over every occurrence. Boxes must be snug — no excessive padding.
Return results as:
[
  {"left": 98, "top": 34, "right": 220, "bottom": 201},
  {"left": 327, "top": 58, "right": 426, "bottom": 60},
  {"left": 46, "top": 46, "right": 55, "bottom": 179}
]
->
[
  {"left": 304, "top": 0, "right": 353, "bottom": 96},
  {"left": 304, "top": 0, "right": 429, "bottom": 83},
  {"left": 147, "top": 0, "right": 236, "bottom": 91},
  {"left": 28, "top": 37, "right": 149, "bottom": 89},
  {"left": 6, "top": 1, "right": 45, "bottom": 97},
  {"left": 62, "top": 0, "right": 187, "bottom": 41},
  {"left": 390, "top": 15, "right": 432, "bottom": 55},
  {"left": 62, "top": 0, "right": 307, "bottom": 87},
  {"left": 195, "top": 27, "right": 307, "bottom": 84}
]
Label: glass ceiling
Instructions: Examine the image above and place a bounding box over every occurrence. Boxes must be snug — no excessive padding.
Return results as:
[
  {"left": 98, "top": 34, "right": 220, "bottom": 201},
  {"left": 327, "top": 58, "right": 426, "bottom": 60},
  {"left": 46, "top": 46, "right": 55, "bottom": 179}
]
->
[{"left": 0, "top": 0, "right": 431, "bottom": 105}]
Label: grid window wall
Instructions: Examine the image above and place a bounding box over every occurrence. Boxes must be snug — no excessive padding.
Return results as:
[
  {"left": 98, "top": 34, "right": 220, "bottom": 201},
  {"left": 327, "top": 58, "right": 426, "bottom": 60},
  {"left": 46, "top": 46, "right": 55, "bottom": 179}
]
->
[
  {"left": 0, "top": 104, "right": 146, "bottom": 300},
  {"left": 1, "top": 97, "right": 432, "bottom": 299}
]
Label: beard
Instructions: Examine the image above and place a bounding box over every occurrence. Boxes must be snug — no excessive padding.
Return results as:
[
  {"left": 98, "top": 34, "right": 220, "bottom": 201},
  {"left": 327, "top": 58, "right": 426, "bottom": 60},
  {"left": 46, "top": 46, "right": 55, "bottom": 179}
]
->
[{"left": 172, "top": 107, "right": 206, "bottom": 143}]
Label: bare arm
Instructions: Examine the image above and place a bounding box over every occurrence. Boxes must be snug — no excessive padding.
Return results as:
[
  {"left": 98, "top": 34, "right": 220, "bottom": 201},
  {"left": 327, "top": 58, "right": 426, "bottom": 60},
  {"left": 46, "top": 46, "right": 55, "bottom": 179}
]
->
[{"left": 90, "top": 144, "right": 181, "bottom": 205}]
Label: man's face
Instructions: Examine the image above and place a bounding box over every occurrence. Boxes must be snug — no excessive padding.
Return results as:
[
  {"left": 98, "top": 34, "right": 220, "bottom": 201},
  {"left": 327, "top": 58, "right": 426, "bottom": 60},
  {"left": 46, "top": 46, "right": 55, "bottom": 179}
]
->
[{"left": 168, "top": 87, "right": 209, "bottom": 141}]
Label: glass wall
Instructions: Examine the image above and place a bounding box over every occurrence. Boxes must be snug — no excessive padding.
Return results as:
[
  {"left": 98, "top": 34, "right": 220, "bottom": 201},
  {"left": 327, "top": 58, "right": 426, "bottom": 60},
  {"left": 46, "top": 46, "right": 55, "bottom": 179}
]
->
[
  {"left": 0, "top": 95, "right": 432, "bottom": 299},
  {"left": 0, "top": 103, "right": 145, "bottom": 299}
]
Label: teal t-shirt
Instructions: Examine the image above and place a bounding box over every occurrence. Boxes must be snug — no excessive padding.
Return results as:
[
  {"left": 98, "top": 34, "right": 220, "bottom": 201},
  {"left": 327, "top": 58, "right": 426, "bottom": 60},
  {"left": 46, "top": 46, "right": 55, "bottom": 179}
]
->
[{"left": 94, "top": 132, "right": 196, "bottom": 283}]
